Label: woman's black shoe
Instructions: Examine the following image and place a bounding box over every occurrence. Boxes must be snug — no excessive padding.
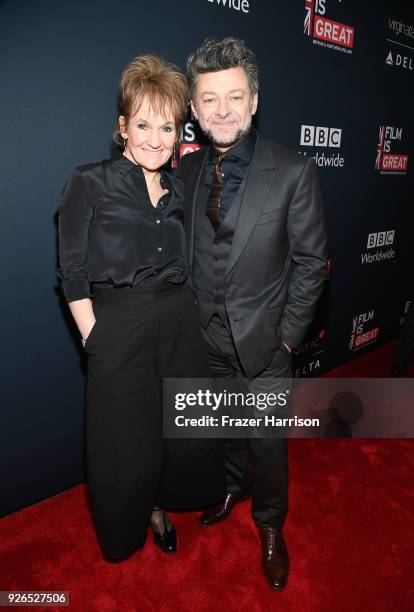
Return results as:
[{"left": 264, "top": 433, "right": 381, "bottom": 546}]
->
[{"left": 152, "top": 517, "right": 177, "bottom": 554}]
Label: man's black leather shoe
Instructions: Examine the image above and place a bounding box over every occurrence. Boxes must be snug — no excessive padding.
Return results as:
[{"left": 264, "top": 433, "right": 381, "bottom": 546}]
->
[
  {"left": 259, "top": 527, "right": 289, "bottom": 591},
  {"left": 199, "top": 492, "right": 247, "bottom": 527}
]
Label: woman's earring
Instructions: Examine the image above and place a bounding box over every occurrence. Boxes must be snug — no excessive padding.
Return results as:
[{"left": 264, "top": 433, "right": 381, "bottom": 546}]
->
[
  {"left": 123, "top": 137, "right": 128, "bottom": 151},
  {"left": 171, "top": 142, "right": 179, "bottom": 169}
]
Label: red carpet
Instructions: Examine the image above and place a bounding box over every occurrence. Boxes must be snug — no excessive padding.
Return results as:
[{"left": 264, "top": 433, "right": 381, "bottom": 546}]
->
[{"left": 1, "top": 342, "right": 413, "bottom": 611}]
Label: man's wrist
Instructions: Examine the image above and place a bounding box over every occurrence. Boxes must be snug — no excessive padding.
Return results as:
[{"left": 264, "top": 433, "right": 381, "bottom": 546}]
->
[{"left": 282, "top": 341, "right": 292, "bottom": 353}]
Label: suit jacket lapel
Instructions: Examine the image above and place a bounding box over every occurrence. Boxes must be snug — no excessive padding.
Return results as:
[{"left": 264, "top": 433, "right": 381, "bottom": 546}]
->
[
  {"left": 184, "top": 148, "right": 209, "bottom": 268},
  {"left": 226, "top": 135, "right": 276, "bottom": 277}
]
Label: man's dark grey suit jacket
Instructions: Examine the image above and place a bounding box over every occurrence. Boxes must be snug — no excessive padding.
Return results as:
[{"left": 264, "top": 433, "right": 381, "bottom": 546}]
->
[{"left": 178, "top": 133, "right": 328, "bottom": 378}]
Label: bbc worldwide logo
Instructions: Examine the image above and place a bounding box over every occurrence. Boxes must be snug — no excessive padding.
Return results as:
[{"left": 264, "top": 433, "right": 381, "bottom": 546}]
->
[
  {"left": 299, "top": 125, "right": 344, "bottom": 168},
  {"left": 367, "top": 230, "right": 395, "bottom": 248},
  {"left": 362, "top": 230, "right": 396, "bottom": 264},
  {"left": 300, "top": 125, "right": 341, "bottom": 148},
  {"left": 207, "top": 0, "right": 250, "bottom": 13}
]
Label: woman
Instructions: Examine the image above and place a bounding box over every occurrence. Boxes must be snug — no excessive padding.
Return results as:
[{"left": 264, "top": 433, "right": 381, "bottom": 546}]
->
[{"left": 57, "top": 55, "right": 224, "bottom": 562}]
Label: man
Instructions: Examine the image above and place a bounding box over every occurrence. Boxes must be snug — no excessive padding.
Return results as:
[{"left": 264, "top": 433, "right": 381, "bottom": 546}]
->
[{"left": 179, "top": 37, "right": 327, "bottom": 591}]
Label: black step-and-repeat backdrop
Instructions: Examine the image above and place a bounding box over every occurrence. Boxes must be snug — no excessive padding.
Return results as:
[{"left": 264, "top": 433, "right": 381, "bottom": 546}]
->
[{"left": 1, "top": 0, "right": 413, "bottom": 515}]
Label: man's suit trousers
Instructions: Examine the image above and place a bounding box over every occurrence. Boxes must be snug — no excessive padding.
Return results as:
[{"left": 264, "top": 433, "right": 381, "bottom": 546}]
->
[{"left": 202, "top": 314, "right": 290, "bottom": 530}]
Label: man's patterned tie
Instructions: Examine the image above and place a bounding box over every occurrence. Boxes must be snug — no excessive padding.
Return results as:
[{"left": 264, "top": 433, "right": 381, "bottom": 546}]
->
[{"left": 206, "top": 153, "right": 225, "bottom": 231}]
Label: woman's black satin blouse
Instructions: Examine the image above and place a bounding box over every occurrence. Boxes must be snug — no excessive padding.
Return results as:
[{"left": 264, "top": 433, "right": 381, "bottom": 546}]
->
[{"left": 57, "top": 155, "right": 188, "bottom": 302}]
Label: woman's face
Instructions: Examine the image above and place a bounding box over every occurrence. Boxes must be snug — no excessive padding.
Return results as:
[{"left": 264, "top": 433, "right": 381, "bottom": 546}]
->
[{"left": 119, "top": 97, "right": 176, "bottom": 172}]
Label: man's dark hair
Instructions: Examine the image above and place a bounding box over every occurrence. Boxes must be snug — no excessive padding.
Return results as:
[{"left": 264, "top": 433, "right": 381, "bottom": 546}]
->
[{"left": 187, "top": 37, "right": 259, "bottom": 99}]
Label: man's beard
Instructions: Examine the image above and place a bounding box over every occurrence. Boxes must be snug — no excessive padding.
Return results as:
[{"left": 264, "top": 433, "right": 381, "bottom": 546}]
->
[{"left": 204, "top": 124, "right": 250, "bottom": 149}]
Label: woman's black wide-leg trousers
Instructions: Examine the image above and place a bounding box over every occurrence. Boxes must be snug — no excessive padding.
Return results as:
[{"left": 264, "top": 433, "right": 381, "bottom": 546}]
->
[{"left": 84, "top": 283, "right": 224, "bottom": 562}]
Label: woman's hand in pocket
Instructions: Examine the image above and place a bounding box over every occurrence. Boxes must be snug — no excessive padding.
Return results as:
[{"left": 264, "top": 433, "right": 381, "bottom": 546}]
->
[
  {"left": 68, "top": 297, "right": 96, "bottom": 341},
  {"left": 84, "top": 318, "right": 97, "bottom": 341}
]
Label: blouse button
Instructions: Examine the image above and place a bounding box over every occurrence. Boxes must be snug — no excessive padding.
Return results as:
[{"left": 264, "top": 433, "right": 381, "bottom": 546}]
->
[
  {"left": 157, "top": 247, "right": 163, "bottom": 252},
  {"left": 156, "top": 219, "right": 161, "bottom": 224}
]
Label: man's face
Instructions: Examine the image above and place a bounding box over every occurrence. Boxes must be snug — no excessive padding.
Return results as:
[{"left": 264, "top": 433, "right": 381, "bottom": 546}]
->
[{"left": 191, "top": 67, "right": 258, "bottom": 151}]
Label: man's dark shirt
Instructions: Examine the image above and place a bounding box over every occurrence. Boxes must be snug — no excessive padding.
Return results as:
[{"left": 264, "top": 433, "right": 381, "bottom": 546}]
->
[
  {"left": 191, "top": 129, "right": 257, "bottom": 330},
  {"left": 204, "top": 129, "right": 257, "bottom": 221},
  {"left": 57, "top": 155, "right": 188, "bottom": 302}
]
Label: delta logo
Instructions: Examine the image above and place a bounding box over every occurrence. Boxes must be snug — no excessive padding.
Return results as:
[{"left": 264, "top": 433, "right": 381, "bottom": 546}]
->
[
  {"left": 385, "top": 50, "right": 413, "bottom": 71},
  {"left": 299, "top": 125, "right": 345, "bottom": 168},
  {"left": 304, "top": 0, "right": 354, "bottom": 55},
  {"left": 385, "top": 18, "right": 414, "bottom": 72},
  {"left": 294, "top": 358, "right": 321, "bottom": 378},
  {"left": 375, "top": 126, "right": 408, "bottom": 175},
  {"left": 349, "top": 310, "right": 380, "bottom": 351},
  {"left": 293, "top": 329, "right": 325, "bottom": 377}
]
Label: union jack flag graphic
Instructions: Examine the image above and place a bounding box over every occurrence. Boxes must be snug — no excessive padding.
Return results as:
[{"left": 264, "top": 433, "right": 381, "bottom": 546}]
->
[
  {"left": 375, "top": 126, "right": 385, "bottom": 170},
  {"left": 304, "top": 0, "right": 314, "bottom": 36}
]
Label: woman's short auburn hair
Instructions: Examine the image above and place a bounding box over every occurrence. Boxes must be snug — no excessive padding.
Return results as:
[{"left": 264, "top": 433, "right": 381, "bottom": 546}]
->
[{"left": 113, "top": 54, "right": 189, "bottom": 146}]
